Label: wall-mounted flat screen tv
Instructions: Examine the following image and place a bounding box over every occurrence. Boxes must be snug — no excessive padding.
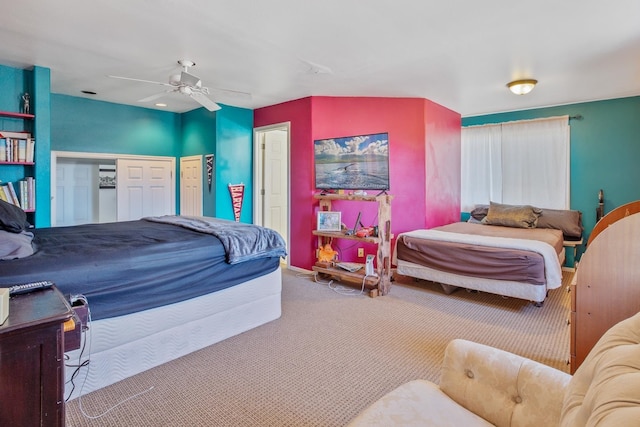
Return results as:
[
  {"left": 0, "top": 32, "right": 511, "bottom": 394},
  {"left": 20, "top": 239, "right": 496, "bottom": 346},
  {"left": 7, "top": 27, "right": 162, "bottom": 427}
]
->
[{"left": 314, "top": 132, "right": 390, "bottom": 191}]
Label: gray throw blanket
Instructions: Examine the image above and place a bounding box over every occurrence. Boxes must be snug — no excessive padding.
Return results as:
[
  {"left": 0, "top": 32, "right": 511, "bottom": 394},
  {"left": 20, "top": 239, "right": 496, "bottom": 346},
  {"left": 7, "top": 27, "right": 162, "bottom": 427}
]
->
[{"left": 143, "top": 215, "right": 287, "bottom": 264}]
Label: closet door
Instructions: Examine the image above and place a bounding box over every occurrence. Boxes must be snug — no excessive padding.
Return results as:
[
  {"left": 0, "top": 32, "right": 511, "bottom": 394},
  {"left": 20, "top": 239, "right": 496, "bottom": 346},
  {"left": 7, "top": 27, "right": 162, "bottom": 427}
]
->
[
  {"left": 180, "top": 155, "right": 203, "bottom": 217},
  {"left": 55, "top": 161, "right": 97, "bottom": 226},
  {"left": 116, "top": 158, "right": 175, "bottom": 221}
]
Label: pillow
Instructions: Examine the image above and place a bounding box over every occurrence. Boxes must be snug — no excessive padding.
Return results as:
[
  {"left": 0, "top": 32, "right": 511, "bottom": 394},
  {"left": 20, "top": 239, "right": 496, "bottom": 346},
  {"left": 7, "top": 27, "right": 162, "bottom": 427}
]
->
[
  {"left": 537, "top": 208, "right": 583, "bottom": 239},
  {"left": 470, "top": 205, "right": 489, "bottom": 221},
  {"left": 483, "top": 202, "right": 542, "bottom": 229},
  {"left": 0, "top": 230, "right": 34, "bottom": 260},
  {"left": 0, "top": 199, "right": 30, "bottom": 233}
]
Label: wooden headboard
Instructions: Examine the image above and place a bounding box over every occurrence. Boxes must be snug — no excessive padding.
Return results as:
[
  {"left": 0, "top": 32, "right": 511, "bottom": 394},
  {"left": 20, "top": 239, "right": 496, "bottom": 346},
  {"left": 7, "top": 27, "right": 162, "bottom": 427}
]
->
[
  {"left": 587, "top": 200, "right": 640, "bottom": 246},
  {"left": 572, "top": 201, "right": 640, "bottom": 372}
]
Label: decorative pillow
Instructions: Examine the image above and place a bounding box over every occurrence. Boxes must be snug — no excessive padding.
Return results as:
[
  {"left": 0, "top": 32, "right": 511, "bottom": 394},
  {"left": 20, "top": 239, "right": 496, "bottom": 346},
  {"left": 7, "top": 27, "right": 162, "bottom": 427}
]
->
[
  {"left": 470, "top": 205, "right": 489, "bottom": 221},
  {"left": 537, "top": 208, "right": 583, "bottom": 239},
  {"left": 484, "top": 202, "right": 542, "bottom": 229},
  {"left": 0, "top": 199, "right": 30, "bottom": 233},
  {"left": 0, "top": 230, "right": 34, "bottom": 260}
]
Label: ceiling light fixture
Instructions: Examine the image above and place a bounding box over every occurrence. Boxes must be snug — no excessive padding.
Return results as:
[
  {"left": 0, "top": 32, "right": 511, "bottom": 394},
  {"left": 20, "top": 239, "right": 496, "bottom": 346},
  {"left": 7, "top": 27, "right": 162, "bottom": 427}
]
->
[
  {"left": 155, "top": 103, "right": 167, "bottom": 107},
  {"left": 507, "top": 79, "right": 538, "bottom": 95}
]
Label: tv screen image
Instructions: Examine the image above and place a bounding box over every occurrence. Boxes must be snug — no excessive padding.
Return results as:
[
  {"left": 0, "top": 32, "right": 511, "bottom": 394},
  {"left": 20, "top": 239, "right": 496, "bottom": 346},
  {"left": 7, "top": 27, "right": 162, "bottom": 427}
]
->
[{"left": 314, "top": 132, "right": 389, "bottom": 191}]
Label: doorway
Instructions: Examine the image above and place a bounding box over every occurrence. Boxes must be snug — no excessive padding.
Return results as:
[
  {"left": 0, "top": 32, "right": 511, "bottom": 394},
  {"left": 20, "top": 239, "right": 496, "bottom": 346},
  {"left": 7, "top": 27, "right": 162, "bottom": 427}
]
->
[{"left": 253, "top": 123, "right": 290, "bottom": 265}]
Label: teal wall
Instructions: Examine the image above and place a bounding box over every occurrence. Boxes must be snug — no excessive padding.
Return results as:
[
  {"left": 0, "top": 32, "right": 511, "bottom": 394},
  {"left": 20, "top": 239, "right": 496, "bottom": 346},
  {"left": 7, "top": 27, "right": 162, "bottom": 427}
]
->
[
  {"left": 182, "top": 108, "right": 217, "bottom": 217},
  {"left": 462, "top": 96, "right": 640, "bottom": 248},
  {"left": 0, "top": 65, "right": 30, "bottom": 113},
  {"left": 214, "top": 105, "right": 254, "bottom": 222},
  {"left": 51, "top": 94, "right": 181, "bottom": 156},
  {"left": 32, "top": 67, "right": 52, "bottom": 227},
  {"left": 50, "top": 94, "right": 254, "bottom": 222}
]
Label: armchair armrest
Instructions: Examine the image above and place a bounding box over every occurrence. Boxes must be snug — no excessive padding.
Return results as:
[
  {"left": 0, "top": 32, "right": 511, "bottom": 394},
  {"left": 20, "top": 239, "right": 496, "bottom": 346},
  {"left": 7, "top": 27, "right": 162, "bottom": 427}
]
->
[{"left": 440, "top": 339, "right": 571, "bottom": 427}]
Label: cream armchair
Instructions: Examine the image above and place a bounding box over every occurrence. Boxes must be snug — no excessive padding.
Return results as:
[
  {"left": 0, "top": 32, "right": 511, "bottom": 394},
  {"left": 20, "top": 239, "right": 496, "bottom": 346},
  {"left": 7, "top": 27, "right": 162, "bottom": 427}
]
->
[{"left": 348, "top": 312, "right": 640, "bottom": 427}]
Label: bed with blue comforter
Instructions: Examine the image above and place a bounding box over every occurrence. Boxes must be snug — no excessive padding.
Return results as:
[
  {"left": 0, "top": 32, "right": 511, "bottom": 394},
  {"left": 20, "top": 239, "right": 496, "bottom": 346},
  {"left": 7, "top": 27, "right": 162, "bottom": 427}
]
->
[
  {"left": 0, "top": 207, "right": 287, "bottom": 399},
  {"left": 0, "top": 215, "right": 286, "bottom": 320}
]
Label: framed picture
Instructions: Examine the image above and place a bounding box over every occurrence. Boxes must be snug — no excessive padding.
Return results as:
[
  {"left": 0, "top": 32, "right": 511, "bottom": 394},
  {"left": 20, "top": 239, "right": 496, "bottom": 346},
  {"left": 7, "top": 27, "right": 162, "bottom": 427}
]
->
[
  {"left": 317, "top": 211, "right": 341, "bottom": 232},
  {"left": 98, "top": 166, "right": 116, "bottom": 189}
]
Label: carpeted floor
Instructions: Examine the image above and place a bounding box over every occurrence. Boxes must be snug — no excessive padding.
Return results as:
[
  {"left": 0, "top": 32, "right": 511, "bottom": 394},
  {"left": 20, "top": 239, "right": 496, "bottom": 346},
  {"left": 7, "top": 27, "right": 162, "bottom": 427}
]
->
[{"left": 65, "top": 268, "right": 572, "bottom": 426}]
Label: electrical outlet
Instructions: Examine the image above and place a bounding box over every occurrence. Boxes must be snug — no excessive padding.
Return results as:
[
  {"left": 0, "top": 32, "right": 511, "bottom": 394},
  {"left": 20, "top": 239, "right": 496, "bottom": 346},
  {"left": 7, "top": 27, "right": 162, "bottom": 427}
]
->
[{"left": 357, "top": 247, "right": 364, "bottom": 257}]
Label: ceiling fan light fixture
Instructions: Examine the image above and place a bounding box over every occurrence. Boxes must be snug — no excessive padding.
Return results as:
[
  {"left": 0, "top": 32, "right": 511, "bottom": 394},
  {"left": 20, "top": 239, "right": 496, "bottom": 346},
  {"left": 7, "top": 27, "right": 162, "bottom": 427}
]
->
[{"left": 507, "top": 79, "right": 538, "bottom": 95}]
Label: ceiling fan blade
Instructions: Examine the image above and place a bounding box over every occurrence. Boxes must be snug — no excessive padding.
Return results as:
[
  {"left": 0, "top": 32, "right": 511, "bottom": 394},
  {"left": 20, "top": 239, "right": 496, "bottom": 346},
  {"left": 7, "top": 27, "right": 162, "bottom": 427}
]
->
[
  {"left": 180, "top": 71, "right": 201, "bottom": 88},
  {"left": 138, "top": 90, "right": 174, "bottom": 103},
  {"left": 108, "top": 75, "right": 173, "bottom": 87},
  {"left": 190, "top": 91, "right": 221, "bottom": 111},
  {"left": 210, "top": 87, "right": 252, "bottom": 100}
]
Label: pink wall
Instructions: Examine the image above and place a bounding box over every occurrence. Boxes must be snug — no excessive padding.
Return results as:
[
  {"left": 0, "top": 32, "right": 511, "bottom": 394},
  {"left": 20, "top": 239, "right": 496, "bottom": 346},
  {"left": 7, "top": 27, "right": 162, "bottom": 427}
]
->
[
  {"left": 255, "top": 96, "right": 460, "bottom": 271},
  {"left": 424, "top": 99, "right": 462, "bottom": 228}
]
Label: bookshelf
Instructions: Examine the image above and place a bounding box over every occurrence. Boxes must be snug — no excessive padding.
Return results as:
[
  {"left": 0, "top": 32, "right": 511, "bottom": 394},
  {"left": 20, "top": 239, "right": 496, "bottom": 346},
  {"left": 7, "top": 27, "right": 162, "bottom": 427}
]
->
[
  {"left": 312, "top": 193, "right": 393, "bottom": 297},
  {"left": 0, "top": 110, "right": 36, "bottom": 215}
]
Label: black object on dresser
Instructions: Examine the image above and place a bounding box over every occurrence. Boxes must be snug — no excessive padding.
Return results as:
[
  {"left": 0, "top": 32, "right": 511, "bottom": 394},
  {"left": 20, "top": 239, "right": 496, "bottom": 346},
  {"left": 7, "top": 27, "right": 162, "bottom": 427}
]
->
[{"left": 0, "top": 286, "right": 74, "bottom": 427}]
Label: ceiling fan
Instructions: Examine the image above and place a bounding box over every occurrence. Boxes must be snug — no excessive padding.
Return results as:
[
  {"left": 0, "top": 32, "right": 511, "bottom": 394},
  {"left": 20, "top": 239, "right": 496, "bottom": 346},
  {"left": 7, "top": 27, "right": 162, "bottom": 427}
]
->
[{"left": 109, "top": 60, "right": 222, "bottom": 111}]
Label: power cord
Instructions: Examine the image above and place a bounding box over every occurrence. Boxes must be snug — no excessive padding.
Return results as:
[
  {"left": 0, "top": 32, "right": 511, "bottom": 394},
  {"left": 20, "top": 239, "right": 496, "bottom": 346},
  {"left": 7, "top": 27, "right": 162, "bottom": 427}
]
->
[
  {"left": 315, "top": 272, "right": 376, "bottom": 296},
  {"left": 64, "top": 298, "right": 155, "bottom": 419}
]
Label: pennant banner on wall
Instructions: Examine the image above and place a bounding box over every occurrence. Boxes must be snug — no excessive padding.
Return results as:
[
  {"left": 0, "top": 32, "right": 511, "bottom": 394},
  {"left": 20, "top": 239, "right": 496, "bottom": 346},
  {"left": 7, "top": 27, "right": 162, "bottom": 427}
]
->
[
  {"left": 228, "top": 183, "right": 245, "bottom": 222},
  {"left": 206, "top": 154, "right": 214, "bottom": 192}
]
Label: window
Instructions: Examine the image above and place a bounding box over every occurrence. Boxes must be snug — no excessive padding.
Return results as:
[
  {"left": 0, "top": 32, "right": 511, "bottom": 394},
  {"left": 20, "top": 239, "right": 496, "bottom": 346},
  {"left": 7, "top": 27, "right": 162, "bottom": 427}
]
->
[{"left": 461, "top": 116, "right": 570, "bottom": 212}]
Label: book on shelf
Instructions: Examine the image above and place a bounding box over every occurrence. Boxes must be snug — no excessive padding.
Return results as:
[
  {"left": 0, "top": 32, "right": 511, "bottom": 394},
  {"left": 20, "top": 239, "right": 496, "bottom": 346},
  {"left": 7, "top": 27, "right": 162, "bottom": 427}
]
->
[
  {"left": 26, "top": 137, "right": 35, "bottom": 162},
  {"left": 0, "top": 132, "right": 32, "bottom": 163},
  {"left": 0, "top": 182, "right": 19, "bottom": 207},
  {"left": 0, "top": 185, "right": 8, "bottom": 202},
  {"left": 5, "top": 182, "right": 20, "bottom": 208},
  {"left": 0, "top": 179, "right": 35, "bottom": 210},
  {"left": 19, "top": 177, "right": 35, "bottom": 211},
  {"left": 17, "top": 139, "right": 27, "bottom": 162},
  {"left": 0, "top": 131, "right": 31, "bottom": 139}
]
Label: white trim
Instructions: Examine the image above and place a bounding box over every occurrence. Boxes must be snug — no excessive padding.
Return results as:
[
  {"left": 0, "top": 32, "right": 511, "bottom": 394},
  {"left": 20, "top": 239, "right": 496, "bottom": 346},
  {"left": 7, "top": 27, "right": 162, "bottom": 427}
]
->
[{"left": 253, "top": 123, "right": 291, "bottom": 267}]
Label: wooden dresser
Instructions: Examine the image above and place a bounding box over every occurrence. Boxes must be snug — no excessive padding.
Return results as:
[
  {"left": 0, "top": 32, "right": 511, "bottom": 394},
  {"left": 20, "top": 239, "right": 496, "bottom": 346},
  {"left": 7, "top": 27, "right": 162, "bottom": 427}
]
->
[
  {"left": 0, "top": 287, "right": 74, "bottom": 426},
  {"left": 570, "top": 201, "right": 640, "bottom": 373}
]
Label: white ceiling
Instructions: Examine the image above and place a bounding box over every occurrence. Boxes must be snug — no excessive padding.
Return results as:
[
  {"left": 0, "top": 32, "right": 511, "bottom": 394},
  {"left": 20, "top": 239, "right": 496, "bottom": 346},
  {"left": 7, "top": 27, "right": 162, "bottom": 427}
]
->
[{"left": 2, "top": 1, "right": 639, "bottom": 117}]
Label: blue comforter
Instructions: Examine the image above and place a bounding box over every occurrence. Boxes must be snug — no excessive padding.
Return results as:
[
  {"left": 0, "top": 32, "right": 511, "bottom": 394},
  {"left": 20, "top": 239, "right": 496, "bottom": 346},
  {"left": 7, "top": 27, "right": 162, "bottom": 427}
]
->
[{"left": 143, "top": 215, "right": 287, "bottom": 264}]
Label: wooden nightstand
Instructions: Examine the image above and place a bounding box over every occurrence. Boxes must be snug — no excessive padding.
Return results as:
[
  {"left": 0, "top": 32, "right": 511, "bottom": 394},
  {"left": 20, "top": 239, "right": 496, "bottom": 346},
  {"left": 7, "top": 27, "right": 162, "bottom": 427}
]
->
[{"left": 0, "top": 286, "right": 74, "bottom": 427}]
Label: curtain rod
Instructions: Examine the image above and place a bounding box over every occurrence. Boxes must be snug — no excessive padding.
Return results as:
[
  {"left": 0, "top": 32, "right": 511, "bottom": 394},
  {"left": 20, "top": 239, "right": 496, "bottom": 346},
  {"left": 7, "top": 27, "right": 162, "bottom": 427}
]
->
[{"left": 569, "top": 114, "right": 583, "bottom": 120}]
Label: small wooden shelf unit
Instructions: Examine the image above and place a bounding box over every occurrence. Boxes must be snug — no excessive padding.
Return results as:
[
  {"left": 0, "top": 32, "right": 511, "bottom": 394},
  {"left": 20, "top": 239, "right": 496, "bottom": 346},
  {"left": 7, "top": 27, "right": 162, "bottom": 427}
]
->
[{"left": 312, "top": 193, "right": 393, "bottom": 297}]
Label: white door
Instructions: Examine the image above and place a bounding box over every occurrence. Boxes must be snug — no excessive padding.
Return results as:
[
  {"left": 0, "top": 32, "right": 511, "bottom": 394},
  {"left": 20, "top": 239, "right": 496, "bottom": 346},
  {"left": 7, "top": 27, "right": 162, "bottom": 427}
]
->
[
  {"left": 55, "top": 161, "right": 97, "bottom": 226},
  {"left": 180, "top": 155, "right": 203, "bottom": 217},
  {"left": 116, "top": 158, "right": 175, "bottom": 221},
  {"left": 254, "top": 124, "right": 290, "bottom": 262}
]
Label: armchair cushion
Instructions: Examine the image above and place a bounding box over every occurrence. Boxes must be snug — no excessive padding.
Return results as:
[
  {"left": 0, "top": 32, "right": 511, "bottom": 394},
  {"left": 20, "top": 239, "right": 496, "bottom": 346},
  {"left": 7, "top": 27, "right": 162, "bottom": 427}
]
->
[
  {"left": 440, "top": 339, "right": 571, "bottom": 427},
  {"left": 347, "top": 379, "right": 493, "bottom": 427},
  {"left": 348, "top": 339, "right": 571, "bottom": 427},
  {"left": 561, "top": 312, "right": 640, "bottom": 427}
]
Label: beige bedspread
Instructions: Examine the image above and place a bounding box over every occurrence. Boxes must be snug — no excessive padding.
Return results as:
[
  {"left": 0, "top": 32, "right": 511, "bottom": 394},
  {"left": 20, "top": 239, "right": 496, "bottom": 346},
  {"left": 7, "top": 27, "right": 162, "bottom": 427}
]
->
[{"left": 395, "top": 222, "right": 564, "bottom": 287}]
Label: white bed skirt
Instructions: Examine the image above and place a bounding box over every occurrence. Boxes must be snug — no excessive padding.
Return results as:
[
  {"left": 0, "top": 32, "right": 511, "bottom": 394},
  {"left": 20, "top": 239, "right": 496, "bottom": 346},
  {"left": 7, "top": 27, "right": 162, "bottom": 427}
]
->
[
  {"left": 65, "top": 267, "right": 282, "bottom": 400},
  {"left": 396, "top": 258, "right": 563, "bottom": 304}
]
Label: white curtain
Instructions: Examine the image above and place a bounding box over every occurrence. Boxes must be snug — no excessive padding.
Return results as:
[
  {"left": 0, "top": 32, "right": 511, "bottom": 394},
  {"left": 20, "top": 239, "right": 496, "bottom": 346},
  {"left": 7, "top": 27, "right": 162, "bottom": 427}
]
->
[
  {"left": 461, "top": 124, "right": 502, "bottom": 211},
  {"left": 461, "top": 116, "right": 570, "bottom": 211}
]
